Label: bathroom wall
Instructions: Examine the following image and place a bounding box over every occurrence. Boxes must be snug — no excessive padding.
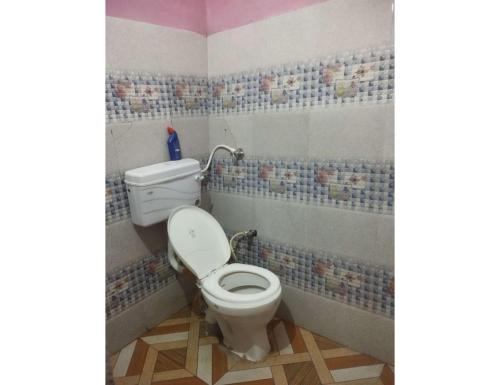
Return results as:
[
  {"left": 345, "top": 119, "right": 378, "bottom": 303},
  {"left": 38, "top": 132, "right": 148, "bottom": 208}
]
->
[
  {"left": 206, "top": 0, "right": 394, "bottom": 362},
  {"left": 105, "top": 16, "right": 208, "bottom": 350},
  {"left": 105, "top": 0, "right": 395, "bottom": 362}
]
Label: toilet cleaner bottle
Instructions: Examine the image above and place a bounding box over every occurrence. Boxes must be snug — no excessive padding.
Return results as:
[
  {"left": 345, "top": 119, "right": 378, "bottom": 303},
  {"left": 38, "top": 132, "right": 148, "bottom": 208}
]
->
[{"left": 167, "top": 126, "right": 182, "bottom": 160}]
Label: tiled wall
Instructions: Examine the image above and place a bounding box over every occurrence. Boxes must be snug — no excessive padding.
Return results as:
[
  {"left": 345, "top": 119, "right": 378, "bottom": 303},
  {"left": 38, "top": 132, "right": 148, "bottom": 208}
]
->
[
  {"left": 106, "top": 45, "right": 393, "bottom": 123},
  {"left": 105, "top": 49, "right": 394, "bottom": 320},
  {"left": 105, "top": 16, "right": 209, "bottom": 307},
  {"left": 209, "top": 157, "right": 394, "bottom": 215},
  {"left": 106, "top": 252, "right": 177, "bottom": 319},
  {"left": 105, "top": 0, "right": 394, "bottom": 325},
  {"left": 232, "top": 233, "right": 394, "bottom": 318}
]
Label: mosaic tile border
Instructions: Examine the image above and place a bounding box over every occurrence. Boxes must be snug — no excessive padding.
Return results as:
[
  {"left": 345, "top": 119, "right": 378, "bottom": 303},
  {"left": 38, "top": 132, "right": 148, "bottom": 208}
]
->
[
  {"left": 210, "top": 157, "right": 394, "bottom": 215},
  {"left": 229, "top": 231, "right": 394, "bottom": 319},
  {"left": 106, "top": 252, "right": 177, "bottom": 320},
  {"left": 105, "top": 232, "right": 394, "bottom": 321},
  {"left": 106, "top": 45, "right": 394, "bottom": 122},
  {"left": 106, "top": 173, "right": 131, "bottom": 225},
  {"left": 106, "top": 156, "right": 394, "bottom": 227}
]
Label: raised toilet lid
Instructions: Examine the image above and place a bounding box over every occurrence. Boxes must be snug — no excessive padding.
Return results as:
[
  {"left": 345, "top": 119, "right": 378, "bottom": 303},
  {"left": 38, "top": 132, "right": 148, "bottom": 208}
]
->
[{"left": 167, "top": 205, "right": 230, "bottom": 280}]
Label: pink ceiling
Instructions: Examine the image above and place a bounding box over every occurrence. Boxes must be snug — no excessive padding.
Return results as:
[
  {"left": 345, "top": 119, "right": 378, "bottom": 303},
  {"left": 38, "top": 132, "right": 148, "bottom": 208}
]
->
[{"left": 106, "top": 0, "right": 327, "bottom": 36}]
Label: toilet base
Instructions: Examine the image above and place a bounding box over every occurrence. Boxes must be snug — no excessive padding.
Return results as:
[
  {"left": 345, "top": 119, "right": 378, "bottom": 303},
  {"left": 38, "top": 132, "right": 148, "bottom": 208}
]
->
[{"left": 211, "top": 310, "right": 272, "bottom": 362}]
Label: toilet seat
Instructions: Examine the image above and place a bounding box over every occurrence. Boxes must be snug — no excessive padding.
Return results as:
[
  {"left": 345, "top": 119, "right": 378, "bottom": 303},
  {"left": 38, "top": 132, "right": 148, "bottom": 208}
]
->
[
  {"left": 167, "top": 205, "right": 231, "bottom": 280},
  {"left": 167, "top": 205, "right": 281, "bottom": 314},
  {"left": 200, "top": 263, "right": 281, "bottom": 304}
]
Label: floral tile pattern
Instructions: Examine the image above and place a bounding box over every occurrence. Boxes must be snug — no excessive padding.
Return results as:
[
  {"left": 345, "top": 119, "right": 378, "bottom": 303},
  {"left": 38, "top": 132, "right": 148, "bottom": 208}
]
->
[
  {"left": 230, "top": 233, "right": 394, "bottom": 319},
  {"left": 106, "top": 252, "right": 177, "bottom": 319},
  {"left": 105, "top": 156, "right": 394, "bottom": 227},
  {"left": 108, "top": 305, "right": 395, "bottom": 385},
  {"left": 210, "top": 158, "right": 394, "bottom": 215},
  {"left": 105, "top": 229, "right": 394, "bottom": 321},
  {"left": 106, "top": 46, "right": 394, "bottom": 122}
]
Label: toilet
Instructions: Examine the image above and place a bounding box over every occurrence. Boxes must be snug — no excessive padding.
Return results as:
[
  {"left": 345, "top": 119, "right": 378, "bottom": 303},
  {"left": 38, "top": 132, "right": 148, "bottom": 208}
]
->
[
  {"left": 168, "top": 205, "right": 282, "bottom": 362},
  {"left": 124, "top": 159, "right": 282, "bottom": 362}
]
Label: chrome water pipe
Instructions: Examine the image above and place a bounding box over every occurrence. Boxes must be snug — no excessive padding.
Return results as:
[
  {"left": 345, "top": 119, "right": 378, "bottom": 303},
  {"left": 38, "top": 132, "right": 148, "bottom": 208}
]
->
[{"left": 201, "top": 145, "right": 244, "bottom": 175}]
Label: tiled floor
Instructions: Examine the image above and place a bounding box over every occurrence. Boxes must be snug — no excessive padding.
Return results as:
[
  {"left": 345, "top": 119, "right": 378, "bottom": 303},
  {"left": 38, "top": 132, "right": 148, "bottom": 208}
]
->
[{"left": 110, "top": 306, "right": 394, "bottom": 385}]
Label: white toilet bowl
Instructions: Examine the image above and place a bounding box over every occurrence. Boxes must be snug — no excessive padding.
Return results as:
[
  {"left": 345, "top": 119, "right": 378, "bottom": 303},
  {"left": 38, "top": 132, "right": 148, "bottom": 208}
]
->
[
  {"left": 167, "top": 206, "right": 282, "bottom": 361},
  {"left": 201, "top": 263, "right": 281, "bottom": 361}
]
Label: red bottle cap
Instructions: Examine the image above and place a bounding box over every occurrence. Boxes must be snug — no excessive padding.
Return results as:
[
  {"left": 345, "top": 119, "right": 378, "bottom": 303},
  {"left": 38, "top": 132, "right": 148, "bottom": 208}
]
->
[{"left": 167, "top": 126, "right": 175, "bottom": 135}]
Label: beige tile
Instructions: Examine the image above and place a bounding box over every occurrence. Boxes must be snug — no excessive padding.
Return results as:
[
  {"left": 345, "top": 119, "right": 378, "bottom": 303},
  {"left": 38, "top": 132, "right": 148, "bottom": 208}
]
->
[
  {"left": 151, "top": 340, "right": 188, "bottom": 351},
  {"left": 151, "top": 369, "right": 193, "bottom": 382},
  {"left": 185, "top": 319, "right": 200, "bottom": 373},
  {"left": 113, "top": 375, "right": 140, "bottom": 385},
  {"left": 273, "top": 322, "right": 294, "bottom": 355},
  {"left": 114, "top": 340, "right": 137, "bottom": 377},
  {"left": 331, "top": 363, "right": 384, "bottom": 382},
  {"left": 300, "top": 329, "right": 334, "bottom": 385},
  {"left": 230, "top": 352, "right": 310, "bottom": 371},
  {"left": 331, "top": 378, "right": 383, "bottom": 385},
  {"left": 197, "top": 344, "right": 212, "bottom": 385},
  {"left": 157, "top": 317, "right": 193, "bottom": 327},
  {"left": 271, "top": 365, "right": 289, "bottom": 385},
  {"left": 141, "top": 331, "right": 189, "bottom": 345},
  {"left": 137, "top": 347, "right": 158, "bottom": 385},
  {"left": 215, "top": 367, "right": 273, "bottom": 385},
  {"left": 321, "top": 347, "right": 359, "bottom": 359}
]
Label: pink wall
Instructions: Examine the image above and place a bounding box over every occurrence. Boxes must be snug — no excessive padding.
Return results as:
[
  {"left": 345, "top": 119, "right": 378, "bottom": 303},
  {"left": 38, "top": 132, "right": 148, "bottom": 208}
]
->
[
  {"left": 106, "top": 0, "right": 327, "bottom": 35},
  {"left": 106, "top": 0, "right": 207, "bottom": 35}
]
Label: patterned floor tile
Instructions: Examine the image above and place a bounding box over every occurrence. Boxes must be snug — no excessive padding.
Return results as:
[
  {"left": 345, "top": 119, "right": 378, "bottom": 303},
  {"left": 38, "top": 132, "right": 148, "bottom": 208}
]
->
[
  {"left": 110, "top": 305, "right": 394, "bottom": 385},
  {"left": 325, "top": 353, "right": 382, "bottom": 370},
  {"left": 154, "top": 348, "right": 187, "bottom": 372},
  {"left": 283, "top": 361, "right": 321, "bottom": 385},
  {"left": 331, "top": 363, "right": 385, "bottom": 382},
  {"left": 127, "top": 339, "right": 150, "bottom": 376}
]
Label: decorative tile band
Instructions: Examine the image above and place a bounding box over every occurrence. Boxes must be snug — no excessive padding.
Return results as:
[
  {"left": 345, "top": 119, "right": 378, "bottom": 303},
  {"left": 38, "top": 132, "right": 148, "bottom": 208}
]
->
[
  {"left": 106, "top": 173, "right": 131, "bottom": 225},
  {"left": 230, "top": 232, "right": 394, "bottom": 318},
  {"left": 106, "top": 155, "right": 394, "bottom": 227},
  {"left": 208, "top": 46, "right": 394, "bottom": 115},
  {"left": 106, "top": 252, "right": 177, "bottom": 320},
  {"left": 106, "top": 45, "right": 394, "bottom": 122},
  {"left": 210, "top": 157, "right": 394, "bottom": 215},
  {"left": 105, "top": 233, "right": 394, "bottom": 320}
]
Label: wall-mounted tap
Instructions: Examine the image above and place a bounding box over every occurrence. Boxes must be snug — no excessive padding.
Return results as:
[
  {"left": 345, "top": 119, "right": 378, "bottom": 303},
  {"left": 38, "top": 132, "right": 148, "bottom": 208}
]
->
[{"left": 201, "top": 144, "right": 245, "bottom": 175}]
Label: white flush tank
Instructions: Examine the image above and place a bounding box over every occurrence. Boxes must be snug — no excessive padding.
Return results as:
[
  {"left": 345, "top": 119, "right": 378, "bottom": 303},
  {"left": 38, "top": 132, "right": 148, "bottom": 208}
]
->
[{"left": 124, "top": 159, "right": 201, "bottom": 226}]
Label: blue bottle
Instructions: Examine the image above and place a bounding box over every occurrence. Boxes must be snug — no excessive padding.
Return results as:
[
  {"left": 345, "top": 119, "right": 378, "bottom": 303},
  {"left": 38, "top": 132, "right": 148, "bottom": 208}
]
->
[{"left": 167, "top": 126, "right": 182, "bottom": 160}]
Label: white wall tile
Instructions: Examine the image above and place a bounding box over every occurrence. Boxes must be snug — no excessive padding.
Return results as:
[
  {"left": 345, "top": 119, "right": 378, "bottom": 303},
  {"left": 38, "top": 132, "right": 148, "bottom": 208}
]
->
[
  {"left": 209, "top": 192, "right": 256, "bottom": 231},
  {"left": 278, "top": 285, "right": 394, "bottom": 364},
  {"left": 252, "top": 112, "right": 310, "bottom": 158},
  {"left": 106, "top": 219, "right": 167, "bottom": 272},
  {"left": 107, "top": 119, "right": 168, "bottom": 173},
  {"left": 304, "top": 204, "right": 393, "bottom": 267},
  {"left": 209, "top": 115, "right": 255, "bottom": 154},
  {"left": 106, "top": 279, "right": 196, "bottom": 354},
  {"left": 308, "top": 104, "right": 394, "bottom": 160},
  {"left": 209, "top": 191, "right": 393, "bottom": 268},
  {"left": 171, "top": 116, "right": 210, "bottom": 158},
  {"left": 106, "top": 16, "right": 207, "bottom": 75},
  {"left": 208, "top": 0, "right": 394, "bottom": 76},
  {"left": 106, "top": 124, "right": 121, "bottom": 175}
]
